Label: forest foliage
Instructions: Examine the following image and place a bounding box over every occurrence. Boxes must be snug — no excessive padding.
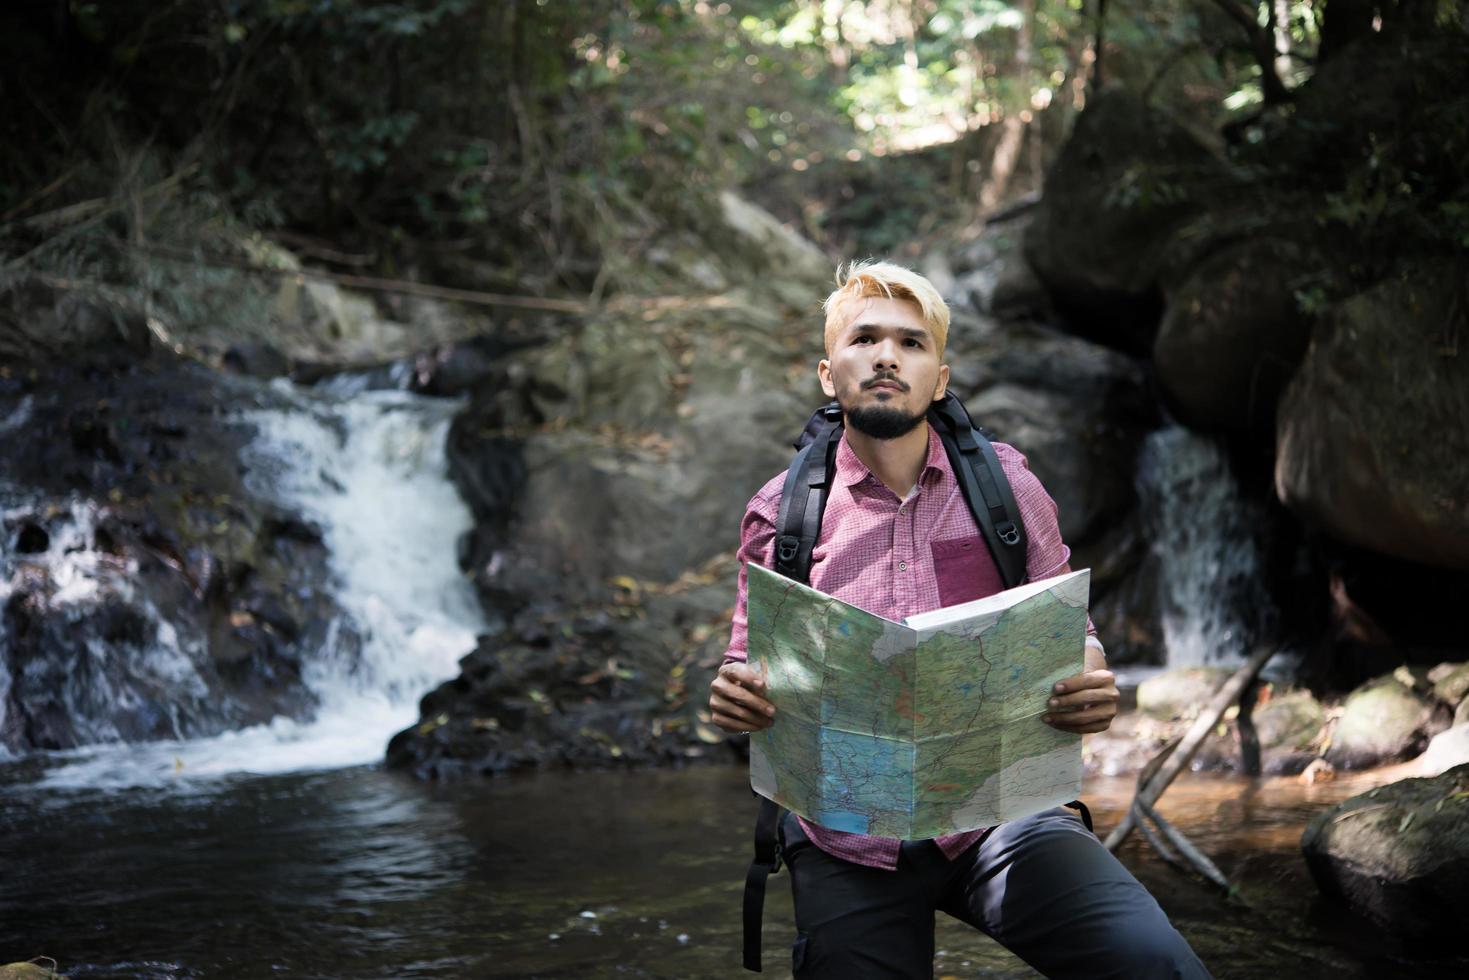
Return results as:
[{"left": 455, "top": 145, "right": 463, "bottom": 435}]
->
[{"left": 0, "top": 0, "right": 1464, "bottom": 299}]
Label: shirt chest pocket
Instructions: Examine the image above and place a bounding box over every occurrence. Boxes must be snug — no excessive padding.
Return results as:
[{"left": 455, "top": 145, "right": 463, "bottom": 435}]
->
[{"left": 930, "top": 536, "right": 1004, "bottom": 607}]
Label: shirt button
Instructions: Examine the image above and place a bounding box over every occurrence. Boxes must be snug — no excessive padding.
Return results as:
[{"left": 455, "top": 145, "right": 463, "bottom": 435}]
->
[{"left": 898, "top": 561, "right": 908, "bottom": 571}]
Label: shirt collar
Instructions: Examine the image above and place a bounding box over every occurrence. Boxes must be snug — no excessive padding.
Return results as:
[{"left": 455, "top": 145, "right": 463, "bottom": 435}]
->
[{"left": 834, "top": 422, "right": 951, "bottom": 490}]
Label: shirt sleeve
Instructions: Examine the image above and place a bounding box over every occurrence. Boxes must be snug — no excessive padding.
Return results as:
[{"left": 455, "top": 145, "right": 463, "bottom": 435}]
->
[
  {"left": 722, "top": 482, "right": 782, "bottom": 665},
  {"left": 997, "top": 443, "right": 1099, "bottom": 638}
]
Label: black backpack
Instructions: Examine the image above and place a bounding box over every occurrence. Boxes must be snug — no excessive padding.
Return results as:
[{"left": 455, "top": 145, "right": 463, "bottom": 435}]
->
[{"left": 742, "top": 391, "right": 1038, "bottom": 971}]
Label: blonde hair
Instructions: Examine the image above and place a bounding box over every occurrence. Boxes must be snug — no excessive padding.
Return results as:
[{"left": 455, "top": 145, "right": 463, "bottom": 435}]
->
[{"left": 822, "top": 260, "right": 950, "bottom": 357}]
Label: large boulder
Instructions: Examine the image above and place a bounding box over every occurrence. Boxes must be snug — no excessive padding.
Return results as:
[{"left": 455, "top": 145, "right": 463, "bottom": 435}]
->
[
  {"left": 1275, "top": 264, "right": 1469, "bottom": 568},
  {"left": 955, "top": 323, "right": 1157, "bottom": 547},
  {"left": 1153, "top": 239, "right": 1315, "bottom": 433},
  {"left": 1301, "top": 763, "right": 1469, "bottom": 944},
  {"left": 717, "top": 190, "right": 832, "bottom": 292},
  {"left": 1326, "top": 672, "right": 1451, "bottom": 769},
  {"left": 1023, "top": 88, "right": 1225, "bottom": 352},
  {"left": 453, "top": 294, "right": 810, "bottom": 611}
]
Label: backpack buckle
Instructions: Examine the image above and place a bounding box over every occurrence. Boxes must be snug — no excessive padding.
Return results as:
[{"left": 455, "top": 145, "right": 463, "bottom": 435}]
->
[
  {"left": 996, "top": 521, "right": 1020, "bottom": 546},
  {"left": 775, "top": 535, "right": 800, "bottom": 565}
]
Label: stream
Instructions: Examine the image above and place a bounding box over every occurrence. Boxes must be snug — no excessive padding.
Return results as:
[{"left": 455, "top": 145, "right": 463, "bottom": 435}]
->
[{"left": 2, "top": 761, "right": 1465, "bottom": 978}]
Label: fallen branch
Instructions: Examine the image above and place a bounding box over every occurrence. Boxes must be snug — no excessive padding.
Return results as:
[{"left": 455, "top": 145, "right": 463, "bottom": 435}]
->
[
  {"left": 1133, "top": 794, "right": 1230, "bottom": 890},
  {"left": 97, "top": 237, "right": 740, "bottom": 318},
  {"left": 1104, "top": 644, "right": 1277, "bottom": 851}
]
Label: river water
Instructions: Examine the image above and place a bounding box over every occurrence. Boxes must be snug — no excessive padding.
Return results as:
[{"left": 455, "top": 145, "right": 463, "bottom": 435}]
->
[{"left": 2, "top": 758, "right": 1465, "bottom": 979}]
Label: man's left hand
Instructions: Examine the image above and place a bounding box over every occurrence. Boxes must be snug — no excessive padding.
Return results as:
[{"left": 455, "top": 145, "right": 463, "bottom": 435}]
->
[{"left": 1042, "top": 668, "right": 1119, "bottom": 734}]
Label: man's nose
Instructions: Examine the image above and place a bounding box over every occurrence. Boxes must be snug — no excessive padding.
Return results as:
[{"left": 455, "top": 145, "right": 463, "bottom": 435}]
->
[{"left": 871, "top": 338, "right": 901, "bottom": 369}]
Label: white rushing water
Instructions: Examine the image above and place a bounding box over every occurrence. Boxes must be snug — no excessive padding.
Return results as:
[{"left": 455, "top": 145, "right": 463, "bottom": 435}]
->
[
  {"left": 32, "top": 383, "right": 485, "bottom": 791},
  {"left": 1137, "top": 425, "right": 1277, "bottom": 670}
]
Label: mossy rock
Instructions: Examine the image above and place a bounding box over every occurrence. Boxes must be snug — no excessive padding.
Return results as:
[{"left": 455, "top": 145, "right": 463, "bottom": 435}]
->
[
  {"left": 0, "top": 963, "right": 67, "bottom": 979},
  {"left": 1326, "top": 673, "right": 1449, "bottom": 769},
  {"left": 1136, "top": 666, "right": 1229, "bottom": 720},
  {"left": 1253, "top": 689, "right": 1325, "bottom": 752},
  {"left": 1301, "top": 763, "right": 1469, "bottom": 944}
]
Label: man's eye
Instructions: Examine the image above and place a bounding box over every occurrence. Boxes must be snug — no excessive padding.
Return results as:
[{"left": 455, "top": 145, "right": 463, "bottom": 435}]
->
[{"left": 854, "top": 336, "right": 873, "bottom": 344}]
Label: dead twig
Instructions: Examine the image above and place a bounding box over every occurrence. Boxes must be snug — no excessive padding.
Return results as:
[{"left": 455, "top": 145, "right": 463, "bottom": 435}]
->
[
  {"left": 38, "top": 235, "right": 741, "bottom": 320},
  {"left": 1133, "top": 795, "right": 1231, "bottom": 890},
  {"left": 1104, "top": 644, "right": 1277, "bottom": 851}
]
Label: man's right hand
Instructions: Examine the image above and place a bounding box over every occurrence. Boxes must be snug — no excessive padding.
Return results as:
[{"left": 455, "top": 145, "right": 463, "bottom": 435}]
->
[{"left": 709, "top": 661, "right": 776, "bottom": 734}]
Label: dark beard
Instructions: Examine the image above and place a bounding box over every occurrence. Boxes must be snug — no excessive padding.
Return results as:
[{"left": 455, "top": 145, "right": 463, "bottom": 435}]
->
[{"left": 845, "top": 403, "right": 926, "bottom": 440}]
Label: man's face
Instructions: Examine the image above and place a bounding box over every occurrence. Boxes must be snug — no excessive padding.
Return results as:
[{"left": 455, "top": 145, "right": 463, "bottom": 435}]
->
[{"left": 818, "top": 296, "right": 950, "bottom": 440}]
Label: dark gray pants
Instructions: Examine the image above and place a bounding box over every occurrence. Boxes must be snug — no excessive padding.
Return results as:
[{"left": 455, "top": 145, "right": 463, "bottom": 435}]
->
[{"left": 782, "top": 807, "right": 1211, "bottom": 979}]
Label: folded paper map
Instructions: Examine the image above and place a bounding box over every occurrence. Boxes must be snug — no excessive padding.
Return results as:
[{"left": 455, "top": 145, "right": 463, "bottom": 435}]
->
[{"left": 746, "top": 563, "right": 1089, "bottom": 839}]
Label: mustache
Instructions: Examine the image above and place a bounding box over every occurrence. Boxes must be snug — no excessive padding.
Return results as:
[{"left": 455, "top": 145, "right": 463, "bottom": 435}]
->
[{"left": 861, "top": 373, "right": 910, "bottom": 392}]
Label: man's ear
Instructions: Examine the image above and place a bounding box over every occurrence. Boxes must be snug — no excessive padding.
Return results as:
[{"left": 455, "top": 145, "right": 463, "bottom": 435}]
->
[
  {"left": 818, "top": 358, "right": 836, "bottom": 398},
  {"left": 932, "top": 363, "right": 950, "bottom": 402}
]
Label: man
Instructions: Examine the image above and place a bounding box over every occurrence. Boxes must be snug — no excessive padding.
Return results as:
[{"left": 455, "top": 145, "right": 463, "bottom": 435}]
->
[{"left": 709, "top": 261, "right": 1209, "bottom": 978}]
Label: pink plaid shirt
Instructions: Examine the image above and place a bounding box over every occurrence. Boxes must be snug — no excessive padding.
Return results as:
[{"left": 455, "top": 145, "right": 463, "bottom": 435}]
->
[{"left": 725, "top": 424, "right": 1092, "bottom": 870}]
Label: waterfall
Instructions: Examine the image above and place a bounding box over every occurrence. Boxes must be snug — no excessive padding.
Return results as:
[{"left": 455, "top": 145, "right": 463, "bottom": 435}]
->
[
  {"left": 1137, "top": 426, "right": 1278, "bottom": 670},
  {"left": 20, "top": 383, "right": 485, "bottom": 790}
]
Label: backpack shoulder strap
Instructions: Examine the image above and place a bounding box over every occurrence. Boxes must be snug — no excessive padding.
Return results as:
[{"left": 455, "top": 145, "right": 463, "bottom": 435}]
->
[
  {"left": 772, "top": 402, "right": 843, "bottom": 583},
  {"left": 927, "top": 393, "right": 1028, "bottom": 589}
]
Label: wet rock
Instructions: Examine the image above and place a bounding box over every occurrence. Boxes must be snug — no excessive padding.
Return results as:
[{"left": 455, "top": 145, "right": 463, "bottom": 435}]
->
[
  {"left": 0, "top": 361, "right": 346, "bottom": 753},
  {"left": 222, "top": 341, "right": 290, "bottom": 379},
  {"left": 13, "top": 523, "right": 48, "bottom": 554},
  {"left": 1301, "top": 763, "right": 1469, "bottom": 944},
  {"left": 1153, "top": 240, "right": 1315, "bottom": 434},
  {"left": 386, "top": 577, "right": 737, "bottom": 778},
  {"left": 1241, "top": 689, "right": 1326, "bottom": 775},
  {"left": 1429, "top": 662, "right": 1469, "bottom": 709},
  {"left": 1275, "top": 263, "right": 1469, "bottom": 568},
  {"left": 1137, "top": 667, "right": 1229, "bottom": 720},
  {"left": 1326, "top": 672, "right": 1451, "bottom": 770},
  {"left": 1255, "top": 689, "right": 1325, "bottom": 752},
  {"left": 1023, "top": 88, "right": 1225, "bottom": 352}
]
